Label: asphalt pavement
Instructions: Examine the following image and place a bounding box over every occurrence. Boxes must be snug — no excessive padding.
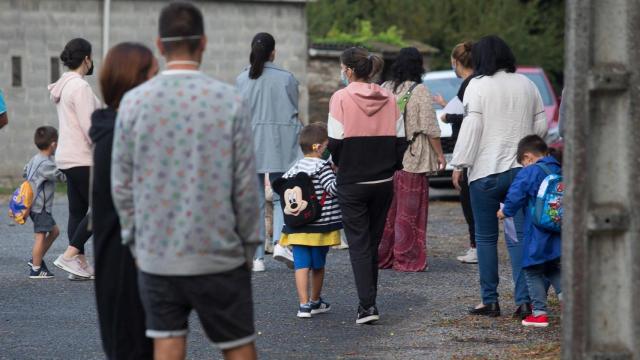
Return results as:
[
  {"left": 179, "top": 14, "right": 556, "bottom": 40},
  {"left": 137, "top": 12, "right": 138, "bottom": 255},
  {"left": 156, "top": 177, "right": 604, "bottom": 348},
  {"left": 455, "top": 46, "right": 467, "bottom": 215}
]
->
[{"left": 0, "top": 198, "right": 560, "bottom": 360}]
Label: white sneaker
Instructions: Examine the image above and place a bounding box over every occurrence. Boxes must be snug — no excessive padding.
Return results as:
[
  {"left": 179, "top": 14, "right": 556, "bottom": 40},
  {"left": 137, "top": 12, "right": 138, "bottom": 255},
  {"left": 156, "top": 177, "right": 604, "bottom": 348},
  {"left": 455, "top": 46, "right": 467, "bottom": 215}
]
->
[
  {"left": 273, "top": 244, "right": 294, "bottom": 269},
  {"left": 54, "top": 254, "right": 93, "bottom": 278},
  {"left": 457, "top": 248, "right": 478, "bottom": 264},
  {"left": 252, "top": 259, "right": 266, "bottom": 272},
  {"left": 68, "top": 274, "right": 93, "bottom": 281}
]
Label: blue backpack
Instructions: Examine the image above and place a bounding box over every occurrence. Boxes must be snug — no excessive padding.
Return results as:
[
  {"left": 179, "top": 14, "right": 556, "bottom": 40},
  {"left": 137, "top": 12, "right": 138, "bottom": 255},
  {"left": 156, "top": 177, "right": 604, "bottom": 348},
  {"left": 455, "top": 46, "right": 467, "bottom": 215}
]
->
[{"left": 531, "top": 163, "right": 564, "bottom": 233}]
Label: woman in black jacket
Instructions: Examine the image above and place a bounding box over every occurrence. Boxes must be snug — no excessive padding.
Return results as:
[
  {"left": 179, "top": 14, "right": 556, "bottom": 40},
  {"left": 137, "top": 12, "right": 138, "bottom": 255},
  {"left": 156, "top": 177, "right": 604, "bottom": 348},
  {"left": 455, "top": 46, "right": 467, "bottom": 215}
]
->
[
  {"left": 435, "top": 41, "right": 477, "bottom": 264},
  {"left": 90, "top": 42, "right": 157, "bottom": 360}
]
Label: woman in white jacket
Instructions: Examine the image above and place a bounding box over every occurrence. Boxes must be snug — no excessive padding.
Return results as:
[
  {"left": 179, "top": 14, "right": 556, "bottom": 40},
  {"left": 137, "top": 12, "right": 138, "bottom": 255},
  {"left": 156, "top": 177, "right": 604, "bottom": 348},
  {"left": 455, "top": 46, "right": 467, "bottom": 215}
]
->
[{"left": 450, "top": 35, "right": 547, "bottom": 319}]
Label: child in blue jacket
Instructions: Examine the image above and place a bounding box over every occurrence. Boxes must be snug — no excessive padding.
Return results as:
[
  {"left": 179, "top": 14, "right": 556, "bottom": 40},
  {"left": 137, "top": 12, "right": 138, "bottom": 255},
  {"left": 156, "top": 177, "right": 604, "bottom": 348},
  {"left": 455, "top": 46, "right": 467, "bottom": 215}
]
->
[{"left": 497, "top": 135, "right": 561, "bottom": 328}]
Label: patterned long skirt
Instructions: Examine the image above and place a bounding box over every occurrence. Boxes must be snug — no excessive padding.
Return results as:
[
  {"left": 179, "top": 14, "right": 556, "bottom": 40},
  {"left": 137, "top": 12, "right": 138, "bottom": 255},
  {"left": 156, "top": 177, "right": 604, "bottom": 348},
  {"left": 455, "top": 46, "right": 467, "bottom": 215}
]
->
[{"left": 378, "top": 170, "right": 429, "bottom": 272}]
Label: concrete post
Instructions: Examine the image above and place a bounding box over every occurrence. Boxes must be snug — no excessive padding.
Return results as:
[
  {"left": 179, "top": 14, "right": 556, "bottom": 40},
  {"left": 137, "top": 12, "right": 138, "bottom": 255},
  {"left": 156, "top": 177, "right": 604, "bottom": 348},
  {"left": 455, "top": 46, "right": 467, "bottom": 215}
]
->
[{"left": 563, "top": 0, "right": 640, "bottom": 359}]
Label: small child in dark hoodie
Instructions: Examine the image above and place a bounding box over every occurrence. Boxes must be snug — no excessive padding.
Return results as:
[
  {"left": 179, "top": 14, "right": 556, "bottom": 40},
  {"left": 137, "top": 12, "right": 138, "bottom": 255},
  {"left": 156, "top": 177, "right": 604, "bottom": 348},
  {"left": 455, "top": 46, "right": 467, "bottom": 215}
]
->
[{"left": 497, "top": 135, "right": 562, "bottom": 328}]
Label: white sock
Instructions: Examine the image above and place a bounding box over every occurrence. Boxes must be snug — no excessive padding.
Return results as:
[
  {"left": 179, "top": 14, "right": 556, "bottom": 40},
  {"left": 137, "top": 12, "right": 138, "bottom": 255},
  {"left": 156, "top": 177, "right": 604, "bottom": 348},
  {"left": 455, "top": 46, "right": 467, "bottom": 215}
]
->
[{"left": 32, "top": 265, "right": 41, "bottom": 271}]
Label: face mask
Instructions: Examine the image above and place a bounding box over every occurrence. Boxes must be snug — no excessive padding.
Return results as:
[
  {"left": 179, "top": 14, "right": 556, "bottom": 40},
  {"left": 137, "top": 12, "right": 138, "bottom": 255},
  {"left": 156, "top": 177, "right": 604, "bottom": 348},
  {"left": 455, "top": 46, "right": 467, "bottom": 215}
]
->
[
  {"left": 86, "top": 59, "right": 94, "bottom": 76},
  {"left": 321, "top": 148, "right": 331, "bottom": 160},
  {"left": 451, "top": 63, "right": 458, "bottom": 76},
  {"left": 340, "top": 70, "right": 349, "bottom": 87}
]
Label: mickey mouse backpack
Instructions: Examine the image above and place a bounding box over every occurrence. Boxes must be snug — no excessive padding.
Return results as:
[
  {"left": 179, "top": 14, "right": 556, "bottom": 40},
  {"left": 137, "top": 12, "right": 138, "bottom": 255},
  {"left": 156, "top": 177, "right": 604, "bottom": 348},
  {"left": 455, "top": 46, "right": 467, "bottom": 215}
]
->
[
  {"left": 271, "top": 172, "right": 326, "bottom": 228},
  {"left": 531, "top": 163, "right": 564, "bottom": 233}
]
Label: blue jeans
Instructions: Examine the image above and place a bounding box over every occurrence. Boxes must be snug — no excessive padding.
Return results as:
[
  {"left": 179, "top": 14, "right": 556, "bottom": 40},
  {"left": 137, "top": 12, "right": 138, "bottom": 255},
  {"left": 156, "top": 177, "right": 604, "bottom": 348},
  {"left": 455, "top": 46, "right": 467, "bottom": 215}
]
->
[
  {"left": 524, "top": 258, "right": 561, "bottom": 316},
  {"left": 254, "top": 173, "right": 284, "bottom": 260},
  {"left": 469, "top": 168, "right": 530, "bottom": 306}
]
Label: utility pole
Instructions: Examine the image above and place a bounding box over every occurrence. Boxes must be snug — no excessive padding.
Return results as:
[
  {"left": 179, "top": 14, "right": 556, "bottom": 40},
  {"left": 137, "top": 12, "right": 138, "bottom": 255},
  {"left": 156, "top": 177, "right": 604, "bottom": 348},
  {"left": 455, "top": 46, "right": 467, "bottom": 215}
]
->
[{"left": 563, "top": 0, "right": 639, "bottom": 359}]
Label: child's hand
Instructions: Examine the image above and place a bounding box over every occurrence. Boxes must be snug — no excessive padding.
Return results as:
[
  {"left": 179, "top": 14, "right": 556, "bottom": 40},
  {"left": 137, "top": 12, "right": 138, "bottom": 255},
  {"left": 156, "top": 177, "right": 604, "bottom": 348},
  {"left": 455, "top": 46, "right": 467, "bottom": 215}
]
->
[{"left": 497, "top": 209, "right": 506, "bottom": 220}]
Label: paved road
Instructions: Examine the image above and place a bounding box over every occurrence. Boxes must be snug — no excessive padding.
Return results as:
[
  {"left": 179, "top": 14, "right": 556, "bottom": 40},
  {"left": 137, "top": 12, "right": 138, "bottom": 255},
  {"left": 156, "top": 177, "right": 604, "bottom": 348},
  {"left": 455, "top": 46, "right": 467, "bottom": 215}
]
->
[{"left": 0, "top": 199, "right": 559, "bottom": 360}]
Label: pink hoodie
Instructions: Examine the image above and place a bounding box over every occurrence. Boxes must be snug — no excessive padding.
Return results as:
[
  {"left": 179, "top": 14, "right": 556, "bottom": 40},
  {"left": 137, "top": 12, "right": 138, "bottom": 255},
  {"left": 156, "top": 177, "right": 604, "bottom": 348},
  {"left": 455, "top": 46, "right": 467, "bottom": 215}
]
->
[{"left": 48, "top": 72, "right": 101, "bottom": 169}]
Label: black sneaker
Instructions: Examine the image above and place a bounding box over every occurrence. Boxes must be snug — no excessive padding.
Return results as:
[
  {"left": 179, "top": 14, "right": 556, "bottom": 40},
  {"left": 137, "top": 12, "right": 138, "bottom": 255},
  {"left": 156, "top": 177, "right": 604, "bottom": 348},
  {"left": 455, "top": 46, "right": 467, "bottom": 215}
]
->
[
  {"left": 297, "top": 303, "right": 312, "bottom": 319},
  {"left": 29, "top": 266, "right": 54, "bottom": 279},
  {"left": 310, "top": 298, "right": 331, "bottom": 315},
  {"left": 468, "top": 302, "right": 501, "bottom": 317},
  {"left": 356, "top": 305, "right": 379, "bottom": 325}
]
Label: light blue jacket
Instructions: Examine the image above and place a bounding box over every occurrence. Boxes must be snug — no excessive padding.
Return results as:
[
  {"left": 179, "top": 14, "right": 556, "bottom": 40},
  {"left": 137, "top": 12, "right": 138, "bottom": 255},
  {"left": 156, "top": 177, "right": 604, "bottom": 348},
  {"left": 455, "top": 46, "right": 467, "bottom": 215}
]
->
[{"left": 236, "top": 62, "right": 302, "bottom": 173}]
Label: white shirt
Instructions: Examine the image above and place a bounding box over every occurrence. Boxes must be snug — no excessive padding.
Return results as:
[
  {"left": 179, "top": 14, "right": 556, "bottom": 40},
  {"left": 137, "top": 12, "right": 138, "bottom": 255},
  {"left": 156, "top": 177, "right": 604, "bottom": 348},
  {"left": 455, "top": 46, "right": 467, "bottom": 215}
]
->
[{"left": 450, "top": 71, "right": 548, "bottom": 183}]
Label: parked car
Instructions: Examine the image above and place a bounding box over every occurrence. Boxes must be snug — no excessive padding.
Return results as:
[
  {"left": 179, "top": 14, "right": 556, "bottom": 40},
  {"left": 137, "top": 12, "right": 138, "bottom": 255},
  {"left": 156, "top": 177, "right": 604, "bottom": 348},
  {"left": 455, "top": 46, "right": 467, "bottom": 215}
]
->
[{"left": 422, "top": 67, "right": 561, "bottom": 187}]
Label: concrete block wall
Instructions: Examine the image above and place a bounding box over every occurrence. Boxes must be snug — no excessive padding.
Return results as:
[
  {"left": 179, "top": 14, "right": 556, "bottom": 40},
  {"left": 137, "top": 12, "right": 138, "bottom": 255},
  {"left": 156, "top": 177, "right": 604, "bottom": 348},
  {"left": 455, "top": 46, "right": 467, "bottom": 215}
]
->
[{"left": 0, "top": 0, "right": 309, "bottom": 183}]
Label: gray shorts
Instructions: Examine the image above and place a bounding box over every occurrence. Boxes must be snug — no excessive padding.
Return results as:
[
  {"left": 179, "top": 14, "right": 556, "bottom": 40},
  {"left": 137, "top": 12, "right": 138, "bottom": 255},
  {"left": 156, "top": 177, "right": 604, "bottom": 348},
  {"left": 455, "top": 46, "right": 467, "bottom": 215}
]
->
[
  {"left": 137, "top": 266, "right": 255, "bottom": 350},
  {"left": 29, "top": 211, "right": 56, "bottom": 233}
]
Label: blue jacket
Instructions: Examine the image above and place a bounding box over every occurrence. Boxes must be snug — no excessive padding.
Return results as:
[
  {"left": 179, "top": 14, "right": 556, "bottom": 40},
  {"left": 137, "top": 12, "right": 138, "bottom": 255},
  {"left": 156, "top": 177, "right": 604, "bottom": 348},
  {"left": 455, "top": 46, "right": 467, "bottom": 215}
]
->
[{"left": 503, "top": 156, "right": 562, "bottom": 267}]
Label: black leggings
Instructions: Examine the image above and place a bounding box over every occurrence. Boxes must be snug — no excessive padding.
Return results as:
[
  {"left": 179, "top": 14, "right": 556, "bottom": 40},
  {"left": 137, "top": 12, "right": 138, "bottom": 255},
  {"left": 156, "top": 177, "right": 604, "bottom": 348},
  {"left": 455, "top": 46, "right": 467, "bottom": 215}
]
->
[
  {"left": 62, "top": 167, "right": 92, "bottom": 254},
  {"left": 459, "top": 168, "right": 476, "bottom": 248}
]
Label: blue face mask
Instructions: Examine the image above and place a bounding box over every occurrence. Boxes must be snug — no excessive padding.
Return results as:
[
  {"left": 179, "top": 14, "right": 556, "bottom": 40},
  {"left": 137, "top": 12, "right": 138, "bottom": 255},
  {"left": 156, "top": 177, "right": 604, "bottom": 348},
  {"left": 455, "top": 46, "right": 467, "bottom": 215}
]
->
[{"left": 340, "top": 70, "right": 349, "bottom": 87}]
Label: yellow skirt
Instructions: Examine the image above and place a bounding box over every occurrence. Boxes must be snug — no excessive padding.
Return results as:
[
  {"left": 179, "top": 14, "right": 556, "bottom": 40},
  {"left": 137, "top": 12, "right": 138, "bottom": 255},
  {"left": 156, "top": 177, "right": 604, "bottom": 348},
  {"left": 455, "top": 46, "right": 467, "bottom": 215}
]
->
[{"left": 279, "top": 230, "right": 341, "bottom": 247}]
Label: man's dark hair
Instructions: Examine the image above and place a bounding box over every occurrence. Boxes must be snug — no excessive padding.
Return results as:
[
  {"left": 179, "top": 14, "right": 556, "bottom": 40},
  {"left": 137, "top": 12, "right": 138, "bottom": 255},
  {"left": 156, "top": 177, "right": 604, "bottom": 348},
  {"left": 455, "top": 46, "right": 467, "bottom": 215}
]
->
[
  {"left": 34, "top": 126, "right": 58, "bottom": 150},
  {"left": 472, "top": 35, "right": 516, "bottom": 77},
  {"left": 299, "top": 122, "right": 328, "bottom": 154},
  {"left": 158, "top": 2, "right": 204, "bottom": 54},
  {"left": 517, "top": 135, "right": 548, "bottom": 164}
]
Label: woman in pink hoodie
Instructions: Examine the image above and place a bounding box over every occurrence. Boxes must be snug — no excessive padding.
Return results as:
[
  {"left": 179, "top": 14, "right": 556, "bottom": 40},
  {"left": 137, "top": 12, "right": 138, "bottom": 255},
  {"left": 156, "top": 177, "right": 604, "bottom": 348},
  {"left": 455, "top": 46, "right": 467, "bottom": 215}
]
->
[
  {"left": 327, "top": 47, "right": 407, "bottom": 324},
  {"left": 49, "top": 38, "right": 101, "bottom": 280}
]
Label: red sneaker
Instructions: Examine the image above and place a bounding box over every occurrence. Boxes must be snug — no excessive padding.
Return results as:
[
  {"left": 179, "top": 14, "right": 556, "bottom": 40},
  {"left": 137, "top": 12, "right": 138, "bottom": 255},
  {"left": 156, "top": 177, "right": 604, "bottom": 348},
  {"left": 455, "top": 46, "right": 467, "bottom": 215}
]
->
[{"left": 522, "top": 314, "right": 549, "bottom": 327}]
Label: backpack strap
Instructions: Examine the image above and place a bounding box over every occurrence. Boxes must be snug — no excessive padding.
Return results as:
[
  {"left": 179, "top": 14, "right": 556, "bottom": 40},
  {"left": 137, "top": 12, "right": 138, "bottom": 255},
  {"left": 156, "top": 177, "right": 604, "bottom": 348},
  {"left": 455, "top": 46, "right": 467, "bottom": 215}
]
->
[
  {"left": 26, "top": 160, "right": 48, "bottom": 211},
  {"left": 535, "top": 163, "right": 555, "bottom": 176}
]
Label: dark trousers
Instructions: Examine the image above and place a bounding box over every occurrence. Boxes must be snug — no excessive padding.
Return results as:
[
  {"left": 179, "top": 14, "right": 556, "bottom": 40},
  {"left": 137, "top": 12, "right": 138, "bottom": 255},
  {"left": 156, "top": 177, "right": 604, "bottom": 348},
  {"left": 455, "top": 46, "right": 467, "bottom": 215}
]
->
[
  {"left": 94, "top": 227, "right": 153, "bottom": 359},
  {"left": 338, "top": 181, "right": 394, "bottom": 309},
  {"left": 62, "top": 167, "right": 92, "bottom": 254},
  {"left": 459, "top": 169, "right": 476, "bottom": 248}
]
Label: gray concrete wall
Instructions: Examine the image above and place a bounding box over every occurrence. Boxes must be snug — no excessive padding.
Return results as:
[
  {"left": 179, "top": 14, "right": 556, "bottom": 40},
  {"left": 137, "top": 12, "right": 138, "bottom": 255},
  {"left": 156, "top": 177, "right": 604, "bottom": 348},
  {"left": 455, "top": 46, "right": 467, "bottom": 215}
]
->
[{"left": 0, "top": 0, "right": 308, "bottom": 183}]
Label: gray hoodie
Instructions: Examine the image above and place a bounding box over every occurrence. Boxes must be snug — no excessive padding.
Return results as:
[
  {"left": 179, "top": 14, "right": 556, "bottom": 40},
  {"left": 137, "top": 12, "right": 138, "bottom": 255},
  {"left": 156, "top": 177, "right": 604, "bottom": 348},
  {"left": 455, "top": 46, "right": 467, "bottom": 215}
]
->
[{"left": 23, "top": 154, "right": 66, "bottom": 214}]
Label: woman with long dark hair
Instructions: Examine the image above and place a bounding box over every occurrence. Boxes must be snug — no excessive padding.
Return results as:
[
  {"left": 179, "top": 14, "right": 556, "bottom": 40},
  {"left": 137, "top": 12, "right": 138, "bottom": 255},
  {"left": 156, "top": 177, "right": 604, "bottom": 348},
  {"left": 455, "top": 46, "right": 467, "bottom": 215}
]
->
[
  {"left": 50, "top": 38, "right": 101, "bottom": 280},
  {"left": 236, "top": 32, "right": 302, "bottom": 272},
  {"left": 378, "top": 47, "right": 445, "bottom": 272},
  {"left": 91, "top": 42, "right": 158, "bottom": 360},
  {"left": 450, "top": 35, "right": 547, "bottom": 319},
  {"left": 328, "top": 47, "right": 406, "bottom": 324}
]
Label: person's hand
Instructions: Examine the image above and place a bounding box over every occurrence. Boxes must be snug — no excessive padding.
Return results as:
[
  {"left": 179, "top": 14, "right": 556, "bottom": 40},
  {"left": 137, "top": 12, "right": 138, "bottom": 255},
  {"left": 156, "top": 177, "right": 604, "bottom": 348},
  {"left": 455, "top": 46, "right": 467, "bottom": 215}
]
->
[
  {"left": 437, "top": 153, "right": 446, "bottom": 171},
  {"left": 452, "top": 169, "right": 463, "bottom": 191},
  {"left": 497, "top": 209, "right": 506, "bottom": 220},
  {"left": 440, "top": 113, "right": 448, "bottom": 123},
  {"left": 433, "top": 93, "right": 447, "bottom": 108}
]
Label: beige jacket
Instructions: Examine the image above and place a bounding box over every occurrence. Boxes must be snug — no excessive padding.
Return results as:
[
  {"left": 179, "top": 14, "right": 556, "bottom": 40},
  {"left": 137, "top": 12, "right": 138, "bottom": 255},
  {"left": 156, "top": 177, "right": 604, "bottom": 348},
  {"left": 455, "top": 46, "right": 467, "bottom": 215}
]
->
[{"left": 382, "top": 81, "right": 441, "bottom": 174}]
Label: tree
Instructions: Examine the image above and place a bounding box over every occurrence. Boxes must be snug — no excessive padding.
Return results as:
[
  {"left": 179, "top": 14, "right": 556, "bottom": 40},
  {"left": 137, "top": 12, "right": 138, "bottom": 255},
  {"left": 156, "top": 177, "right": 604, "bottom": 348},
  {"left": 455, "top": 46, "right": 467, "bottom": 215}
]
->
[{"left": 307, "top": 0, "right": 565, "bottom": 90}]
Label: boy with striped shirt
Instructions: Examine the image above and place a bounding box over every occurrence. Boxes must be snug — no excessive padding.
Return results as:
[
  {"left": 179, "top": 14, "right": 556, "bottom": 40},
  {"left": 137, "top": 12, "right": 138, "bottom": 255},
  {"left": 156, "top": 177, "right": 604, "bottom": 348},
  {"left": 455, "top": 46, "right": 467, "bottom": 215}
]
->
[{"left": 277, "top": 123, "right": 342, "bottom": 318}]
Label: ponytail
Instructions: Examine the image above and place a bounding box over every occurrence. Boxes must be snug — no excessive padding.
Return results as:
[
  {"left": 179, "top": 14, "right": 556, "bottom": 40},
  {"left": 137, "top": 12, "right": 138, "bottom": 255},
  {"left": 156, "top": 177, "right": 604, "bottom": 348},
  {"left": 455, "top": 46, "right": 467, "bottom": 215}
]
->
[
  {"left": 249, "top": 32, "right": 275, "bottom": 79},
  {"left": 451, "top": 41, "right": 474, "bottom": 69},
  {"left": 340, "top": 47, "right": 384, "bottom": 82}
]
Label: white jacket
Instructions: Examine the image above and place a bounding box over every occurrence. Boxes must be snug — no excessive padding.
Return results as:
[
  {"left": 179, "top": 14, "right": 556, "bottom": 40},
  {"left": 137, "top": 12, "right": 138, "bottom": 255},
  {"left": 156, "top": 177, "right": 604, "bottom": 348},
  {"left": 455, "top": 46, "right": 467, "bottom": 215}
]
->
[{"left": 451, "top": 71, "right": 547, "bottom": 182}]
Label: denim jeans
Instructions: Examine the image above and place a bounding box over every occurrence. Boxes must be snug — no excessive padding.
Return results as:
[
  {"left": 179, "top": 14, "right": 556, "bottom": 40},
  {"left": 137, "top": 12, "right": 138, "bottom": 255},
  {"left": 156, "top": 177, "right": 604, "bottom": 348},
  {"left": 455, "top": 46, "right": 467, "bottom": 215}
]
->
[
  {"left": 254, "top": 173, "right": 284, "bottom": 260},
  {"left": 524, "top": 258, "right": 561, "bottom": 316},
  {"left": 469, "top": 168, "right": 530, "bottom": 306}
]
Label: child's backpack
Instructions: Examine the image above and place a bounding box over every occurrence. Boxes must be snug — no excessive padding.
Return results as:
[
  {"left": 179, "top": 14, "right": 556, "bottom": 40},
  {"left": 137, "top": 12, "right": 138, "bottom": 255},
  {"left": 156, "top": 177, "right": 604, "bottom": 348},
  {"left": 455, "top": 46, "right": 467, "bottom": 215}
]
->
[
  {"left": 8, "top": 161, "right": 45, "bottom": 225},
  {"left": 531, "top": 164, "right": 564, "bottom": 233},
  {"left": 271, "top": 172, "right": 326, "bottom": 228}
]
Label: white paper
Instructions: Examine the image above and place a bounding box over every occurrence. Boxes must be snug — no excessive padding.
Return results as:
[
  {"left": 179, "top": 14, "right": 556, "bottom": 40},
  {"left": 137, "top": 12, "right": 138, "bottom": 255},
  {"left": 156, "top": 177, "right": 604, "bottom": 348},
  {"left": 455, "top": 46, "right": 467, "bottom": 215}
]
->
[
  {"left": 443, "top": 96, "right": 464, "bottom": 115},
  {"left": 435, "top": 109, "right": 453, "bottom": 137}
]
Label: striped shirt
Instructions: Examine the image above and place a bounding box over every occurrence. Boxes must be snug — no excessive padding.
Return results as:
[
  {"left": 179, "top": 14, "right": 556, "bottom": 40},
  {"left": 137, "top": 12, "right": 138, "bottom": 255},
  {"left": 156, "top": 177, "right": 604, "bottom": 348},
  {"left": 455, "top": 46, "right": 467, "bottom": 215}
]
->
[{"left": 281, "top": 157, "right": 342, "bottom": 234}]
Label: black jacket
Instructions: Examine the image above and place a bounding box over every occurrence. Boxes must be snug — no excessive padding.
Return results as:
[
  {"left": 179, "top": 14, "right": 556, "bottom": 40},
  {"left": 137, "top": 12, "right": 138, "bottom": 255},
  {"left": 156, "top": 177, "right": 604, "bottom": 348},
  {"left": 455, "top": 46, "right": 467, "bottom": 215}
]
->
[
  {"left": 445, "top": 75, "right": 473, "bottom": 141},
  {"left": 89, "top": 108, "right": 153, "bottom": 360}
]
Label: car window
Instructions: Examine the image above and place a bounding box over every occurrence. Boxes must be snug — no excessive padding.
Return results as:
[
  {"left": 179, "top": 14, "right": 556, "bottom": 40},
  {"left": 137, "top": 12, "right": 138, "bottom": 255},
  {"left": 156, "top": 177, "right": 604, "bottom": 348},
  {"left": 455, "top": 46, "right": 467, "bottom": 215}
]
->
[
  {"left": 520, "top": 73, "right": 553, "bottom": 106},
  {"left": 423, "top": 78, "right": 463, "bottom": 109}
]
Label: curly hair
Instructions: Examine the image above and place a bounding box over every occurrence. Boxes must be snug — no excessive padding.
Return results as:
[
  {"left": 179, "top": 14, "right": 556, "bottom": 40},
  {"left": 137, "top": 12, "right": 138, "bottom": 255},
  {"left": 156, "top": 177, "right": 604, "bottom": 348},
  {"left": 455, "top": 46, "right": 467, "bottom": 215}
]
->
[{"left": 389, "top": 47, "right": 424, "bottom": 93}]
